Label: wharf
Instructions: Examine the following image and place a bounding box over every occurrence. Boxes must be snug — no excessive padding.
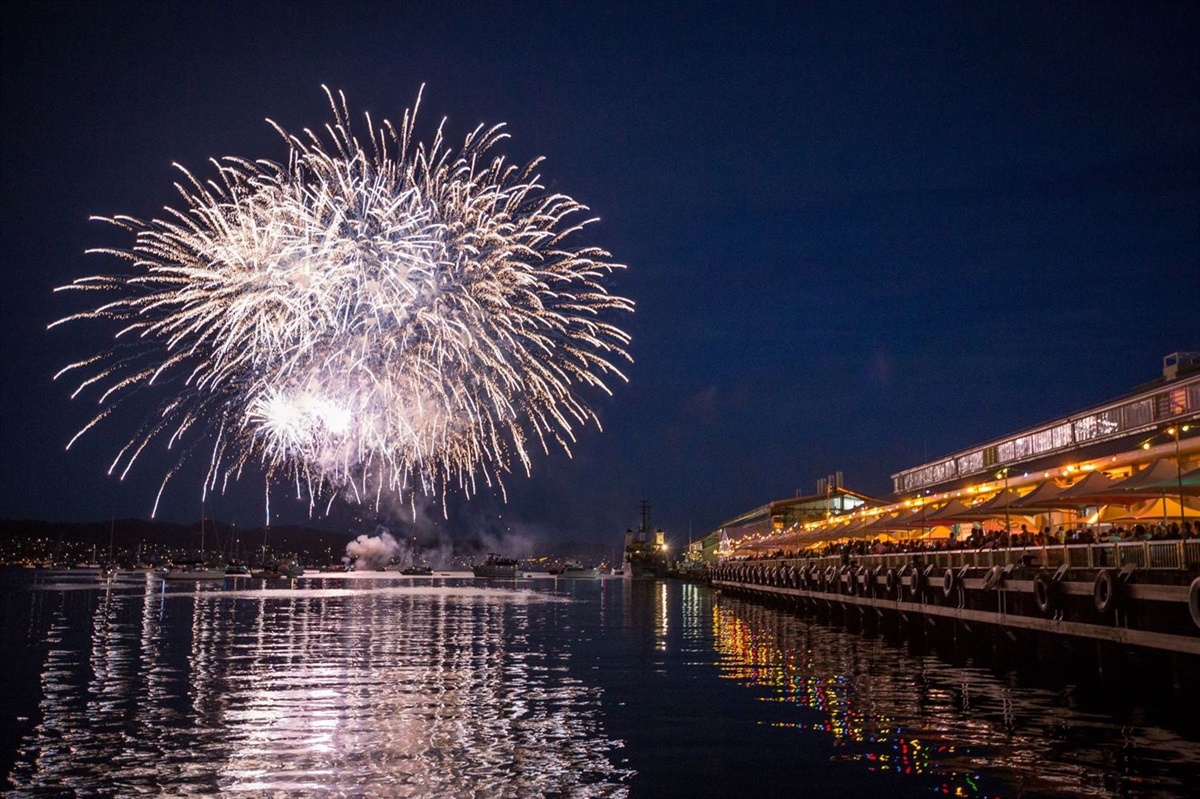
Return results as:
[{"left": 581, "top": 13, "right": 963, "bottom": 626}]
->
[{"left": 707, "top": 540, "right": 1200, "bottom": 657}]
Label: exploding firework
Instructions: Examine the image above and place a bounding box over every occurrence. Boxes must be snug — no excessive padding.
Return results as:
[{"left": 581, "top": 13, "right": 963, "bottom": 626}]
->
[{"left": 53, "top": 87, "right": 633, "bottom": 517}]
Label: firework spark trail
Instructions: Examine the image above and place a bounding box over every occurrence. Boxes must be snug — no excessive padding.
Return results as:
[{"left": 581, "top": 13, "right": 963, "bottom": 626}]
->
[{"left": 52, "top": 87, "right": 633, "bottom": 518}]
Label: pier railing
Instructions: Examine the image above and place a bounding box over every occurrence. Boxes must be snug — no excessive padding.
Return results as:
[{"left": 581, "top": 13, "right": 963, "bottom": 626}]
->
[{"left": 731, "top": 540, "right": 1200, "bottom": 573}]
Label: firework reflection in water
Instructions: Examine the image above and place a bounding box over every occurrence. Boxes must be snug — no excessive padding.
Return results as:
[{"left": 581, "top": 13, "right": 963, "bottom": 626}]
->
[{"left": 53, "top": 87, "right": 633, "bottom": 518}]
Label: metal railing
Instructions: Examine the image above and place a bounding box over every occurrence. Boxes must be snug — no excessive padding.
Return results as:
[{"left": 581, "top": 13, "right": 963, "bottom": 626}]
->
[{"left": 723, "top": 539, "right": 1200, "bottom": 573}]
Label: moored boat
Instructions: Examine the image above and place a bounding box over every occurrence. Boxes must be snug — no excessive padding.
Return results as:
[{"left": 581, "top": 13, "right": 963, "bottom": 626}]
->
[
  {"left": 251, "top": 560, "right": 305, "bottom": 579},
  {"left": 556, "top": 560, "right": 600, "bottom": 579},
  {"left": 472, "top": 554, "right": 521, "bottom": 579},
  {"left": 160, "top": 564, "right": 226, "bottom": 581},
  {"left": 623, "top": 501, "right": 669, "bottom": 578},
  {"left": 401, "top": 564, "right": 433, "bottom": 576}
]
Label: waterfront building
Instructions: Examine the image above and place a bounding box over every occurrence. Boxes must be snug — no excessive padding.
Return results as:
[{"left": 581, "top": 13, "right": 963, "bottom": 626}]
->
[
  {"left": 710, "top": 479, "right": 875, "bottom": 559},
  {"left": 720, "top": 353, "right": 1199, "bottom": 555},
  {"left": 891, "top": 351, "right": 1200, "bottom": 498},
  {"left": 706, "top": 354, "right": 1200, "bottom": 663}
]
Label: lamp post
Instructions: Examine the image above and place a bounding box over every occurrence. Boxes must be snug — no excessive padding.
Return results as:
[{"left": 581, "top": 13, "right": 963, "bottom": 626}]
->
[
  {"left": 1169, "top": 425, "right": 1189, "bottom": 530},
  {"left": 997, "top": 467, "right": 1011, "bottom": 547}
]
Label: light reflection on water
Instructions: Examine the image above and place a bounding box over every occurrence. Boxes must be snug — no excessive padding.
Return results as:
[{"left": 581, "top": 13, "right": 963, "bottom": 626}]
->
[
  {"left": 6, "top": 572, "right": 1200, "bottom": 798},
  {"left": 6, "top": 571, "right": 630, "bottom": 798},
  {"left": 709, "top": 595, "right": 1200, "bottom": 798}
]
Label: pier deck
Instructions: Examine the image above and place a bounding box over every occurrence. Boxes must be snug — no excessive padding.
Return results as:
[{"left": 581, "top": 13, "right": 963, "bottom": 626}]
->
[{"left": 708, "top": 541, "right": 1200, "bottom": 656}]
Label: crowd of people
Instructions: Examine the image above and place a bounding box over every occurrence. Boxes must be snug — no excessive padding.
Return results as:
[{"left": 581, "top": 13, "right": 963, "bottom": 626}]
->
[{"left": 742, "top": 519, "right": 1197, "bottom": 562}]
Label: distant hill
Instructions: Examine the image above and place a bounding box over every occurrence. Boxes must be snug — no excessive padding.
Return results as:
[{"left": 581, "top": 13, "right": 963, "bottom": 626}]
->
[
  {"left": 0, "top": 517, "right": 355, "bottom": 557},
  {"left": 0, "top": 517, "right": 614, "bottom": 566}
]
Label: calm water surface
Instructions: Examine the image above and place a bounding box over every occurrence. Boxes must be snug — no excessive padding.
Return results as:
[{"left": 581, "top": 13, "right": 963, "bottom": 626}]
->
[{"left": 2, "top": 568, "right": 1197, "bottom": 798}]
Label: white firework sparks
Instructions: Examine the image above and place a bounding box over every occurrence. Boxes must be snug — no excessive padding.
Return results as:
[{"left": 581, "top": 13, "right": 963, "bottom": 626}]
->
[{"left": 52, "top": 87, "right": 633, "bottom": 517}]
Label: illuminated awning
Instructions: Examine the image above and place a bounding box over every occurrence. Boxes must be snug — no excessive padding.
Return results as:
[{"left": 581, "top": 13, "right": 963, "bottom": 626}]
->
[
  {"left": 1036, "top": 471, "right": 1123, "bottom": 508},
  {"left": 1088, "top": 496, "right": 1200, "bottom": 524}
]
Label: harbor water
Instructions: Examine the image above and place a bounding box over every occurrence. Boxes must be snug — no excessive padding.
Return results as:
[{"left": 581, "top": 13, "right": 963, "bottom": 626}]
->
[{"left": 2, "top": 568, "right": 1198, "bottom": 798}]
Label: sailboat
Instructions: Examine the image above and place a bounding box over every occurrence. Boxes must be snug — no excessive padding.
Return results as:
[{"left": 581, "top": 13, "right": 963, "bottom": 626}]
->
[
  {"left": 224, "top": 523, "right": 252, "bottom": 576},
  {"left": 99, "top": 517, "right": 117, "bottom": 580},
  {"left": 160, "top": 507, "right": 225, "bottom": 581}
]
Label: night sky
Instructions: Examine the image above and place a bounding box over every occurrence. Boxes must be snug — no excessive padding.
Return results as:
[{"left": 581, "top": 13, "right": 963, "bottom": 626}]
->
[{"left": 2, "top": 1, "right": 1196, "bottom": 548}]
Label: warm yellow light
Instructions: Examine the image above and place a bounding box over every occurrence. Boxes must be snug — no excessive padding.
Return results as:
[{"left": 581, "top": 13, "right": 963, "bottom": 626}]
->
[
  {"left": 1082, "top": 463, "right": 1096, "bottom": 471},
  {"left": 1167, "top": 427, "right": 1176, "bottom": 436},
  {"left": 1066, "top": 465, "right": 1077, "bottom": 472},
  {"left": 1143, "top": 442, "right": 1151, "bottom": 450}
]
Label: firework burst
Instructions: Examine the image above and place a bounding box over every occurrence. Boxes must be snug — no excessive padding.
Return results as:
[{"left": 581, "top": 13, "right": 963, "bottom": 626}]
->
[{"left": 53, "top": 87, "right": 633, "bottom": 517}]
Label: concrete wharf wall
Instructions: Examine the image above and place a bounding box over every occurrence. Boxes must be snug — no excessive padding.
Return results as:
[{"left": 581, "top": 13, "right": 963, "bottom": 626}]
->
[{"left": 707, "top": 541, "right": 1200, "bottom": 657}]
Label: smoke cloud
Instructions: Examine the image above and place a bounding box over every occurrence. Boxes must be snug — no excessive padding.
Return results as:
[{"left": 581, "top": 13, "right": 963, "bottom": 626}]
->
[{"left": 344, "top": 527, "right": 402, "bottom": 570}]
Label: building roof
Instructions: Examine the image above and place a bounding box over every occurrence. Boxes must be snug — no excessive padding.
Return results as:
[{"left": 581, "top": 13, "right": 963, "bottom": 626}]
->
[{"left": 890, "top": 365, "right": 1200, "bottom": 496}]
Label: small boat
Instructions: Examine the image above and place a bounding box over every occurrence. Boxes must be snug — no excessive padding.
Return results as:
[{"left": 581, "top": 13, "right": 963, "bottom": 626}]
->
[
  {"left": 279, "top": 561, "right": 305, "bottom": 578},
  {"left": 472, "top": 554, "right": 522, "bottom": 579},
  {"left": 556, "top": 560, "right": 600, "bottom": 579},
  {"left": 161, "top": 506, "right": 225, "bottom": 580},
  {"left": 401, "top": 564, "right": 433, "bottom": 576},
  {"left": 160, "top": 564, "right": 225, "bottom": 581},
  {"left": 225, "top": 563, "right": 252, "bottom": 577},
  {"left": 251, "top": 560, "right": 305, "bottom": 579}
]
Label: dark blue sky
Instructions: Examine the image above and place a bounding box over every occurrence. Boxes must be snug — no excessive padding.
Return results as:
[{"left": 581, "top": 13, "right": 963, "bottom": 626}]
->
[{"left": 2, "top": 1, "right": 1197, "bottom": 548}]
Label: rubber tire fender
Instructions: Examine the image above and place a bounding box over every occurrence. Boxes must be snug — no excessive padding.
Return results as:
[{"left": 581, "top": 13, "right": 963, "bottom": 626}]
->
[
  {"left": 908, "top": 567, "right": 923, "bottom": 600},
  {"left": 1033, "top": 573, "right": 1056, "bottom": 614},
  {"left": 1093, "top": 569, "right": 1118, "bottom": 614}
]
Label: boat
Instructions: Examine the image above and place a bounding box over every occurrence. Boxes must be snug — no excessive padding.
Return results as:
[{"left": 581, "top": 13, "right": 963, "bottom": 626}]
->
[
  {"left": 472, "top": 554, "right": 522, "bottom": 579},
  {"left": 401, "top": 564, "right": 433, "bottom": 576},
  {"left": 623, "top": 501, "right": 669, "bottom": 578},
  {"left": 251, "top": 560, "right": 305, "bottom": 579},
  {"left": 160, "top": 563, "right": 226, "bottom": 581},
  {"left": 277, "top": 561, "right": 305, "bottom": 578},
  {"left": 555, "top": 560, "right": 600, "bottom": 579},
  {"left": 161, "top": 505, "right": 226, "bottom": 580},
  {"left": 98, "top": 518, "right": 117, "bottom": 580},
  {"left": 224, "top": 563, "right": 251, "bottom": 577}
]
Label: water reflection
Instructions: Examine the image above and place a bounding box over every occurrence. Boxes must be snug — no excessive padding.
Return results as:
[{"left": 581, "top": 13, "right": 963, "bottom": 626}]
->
[
  {"left": 7, "top": 573, "right": 631, "bottom": 798},
  {"left": 709, "top": 595, "right": 1200, "bottom": 798}
]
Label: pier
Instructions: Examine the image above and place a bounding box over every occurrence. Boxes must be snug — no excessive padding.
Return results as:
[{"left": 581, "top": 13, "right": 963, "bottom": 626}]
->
[{"left": 707, "top": 540, "right": 1199, "bottom": 653}]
